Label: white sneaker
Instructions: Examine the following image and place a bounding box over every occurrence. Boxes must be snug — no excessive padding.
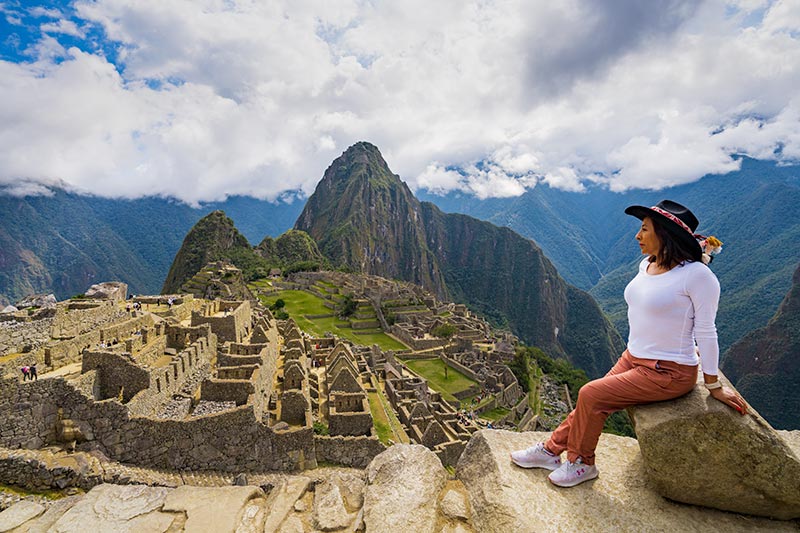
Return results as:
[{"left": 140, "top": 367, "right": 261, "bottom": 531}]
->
[
  {"left": 510, "top": 443, "right": 562, "bottom": 470},
  {"left": 547, "top": 458, "right": 598, "bottom": 487}
]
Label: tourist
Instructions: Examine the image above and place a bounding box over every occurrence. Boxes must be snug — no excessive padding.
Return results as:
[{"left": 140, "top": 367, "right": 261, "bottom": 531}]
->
[
  {"left": 511, "top": 200, "right": 747, "bottom": 488},
  {"left": 29, "top": 363, "right": 37, "bottom": 381},
  {"left": 21, "top": 366, "right": 29, "bottom": 381}
]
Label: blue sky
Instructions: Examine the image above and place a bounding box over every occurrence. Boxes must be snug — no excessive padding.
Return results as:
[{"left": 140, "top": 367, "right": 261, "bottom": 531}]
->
[{"left": 1, "top": 1, "right": 799, "bottom": 204}]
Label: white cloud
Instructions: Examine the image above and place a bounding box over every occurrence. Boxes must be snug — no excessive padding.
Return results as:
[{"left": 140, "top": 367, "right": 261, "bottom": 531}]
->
[
  {"left": 40, "top": 19, "right": 85, "bottom": 38},
  {"left": 0, "top": 0, "right": 798, "bottom": 202}
]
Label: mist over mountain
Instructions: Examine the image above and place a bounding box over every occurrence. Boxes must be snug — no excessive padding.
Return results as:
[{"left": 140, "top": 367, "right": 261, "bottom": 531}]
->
[
  {"left": 418, "top": 158, "right": 800, "bottom": 354},
  {"left": 0, "top": 191, "right": 303, "bottom": 305},
  {"left": 295, "top": 142, "right": 623, "bottom": 377}
]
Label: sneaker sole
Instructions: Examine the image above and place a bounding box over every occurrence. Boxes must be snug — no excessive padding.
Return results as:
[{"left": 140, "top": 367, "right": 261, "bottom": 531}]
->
[
  {"left": 509, "top": 453, "right": 562, "bottom": 471},
  {"left": 547, "top": 469, "right": 599, "bottom": 487}
]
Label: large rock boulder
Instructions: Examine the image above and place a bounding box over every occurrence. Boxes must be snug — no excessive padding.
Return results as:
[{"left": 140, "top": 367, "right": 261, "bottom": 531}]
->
[
  {"left": 363, "top": 444, "right": 447, "bottom": 533},
  {"left": 85, "top": 282, "right": 128, "bottom": 301},
  {"left": 629, "top": 371, "right": 800, "bottom": 520},
  {"left": 15, "top": 294, "right": 56, "bottom": 309},
  {"left": 457, "top": 429, "right": 797, "bottom": 532}
]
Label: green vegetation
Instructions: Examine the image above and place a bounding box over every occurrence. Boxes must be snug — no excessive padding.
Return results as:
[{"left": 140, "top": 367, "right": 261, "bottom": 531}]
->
[
  {"left": 313, "top": 421, "right": 329, "bottom": 436},
  {"left": 431, "top": 323, "right": 457, "bottom": 339},
  {"left": 338, "top": 294, "right": 358, "bottom": 318},
  {"left": 257, "top": 289, "right": 407, "bottom": 350},
  {"left": 510, "top": 345, "right": 635, "bottom": 437},
  {"left": 368, "top": 391, "right": 393, "bottom": 444},
  {"left": 402, "top": 358, "right": 476, "bottom": 404},
  {"left": 480, "top": 407, "right": 510, "bottom": 422}
]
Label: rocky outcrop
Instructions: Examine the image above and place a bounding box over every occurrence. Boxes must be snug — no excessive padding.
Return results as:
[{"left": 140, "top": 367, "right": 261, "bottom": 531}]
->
[
  {"left": 457, "top": 429, "right": 797, "bottom": 532},
  {"left": 628, "top": 371, "right": 800, "bottom": 520},
  {"left": 363, "top": 444, "right": 448, "bottom": 533},
  {"left": 85, "top": 282, "right": 128, "bottom": 301},
  {"left": 15, "top": 294, "right": 56, "bottom": 309}
]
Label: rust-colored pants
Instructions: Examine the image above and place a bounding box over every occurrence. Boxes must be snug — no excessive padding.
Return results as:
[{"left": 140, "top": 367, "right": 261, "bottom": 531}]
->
[{"left": 545, "top": 349, "right": 698, "bottom": 465}]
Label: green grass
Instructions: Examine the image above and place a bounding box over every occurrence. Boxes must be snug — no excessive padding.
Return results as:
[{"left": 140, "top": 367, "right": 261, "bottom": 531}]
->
[
  {"left": 368, "top": 391, "right": 393, "bottom": 444},
  {"left": 258, "top": 290, "right": 408, "bottom": 350},
  {"left": 402, "top": 358, "right": 477, "bottom": 404},
  {"left": 480, "top": 407, "right": 510, "bottom": 422}
]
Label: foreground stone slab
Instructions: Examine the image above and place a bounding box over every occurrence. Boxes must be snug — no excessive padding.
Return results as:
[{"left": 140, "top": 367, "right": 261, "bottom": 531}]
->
[
  {"left": 50, "top": 484, "right": 174, "bottom": 533},
  {"left": 162, "top": 485, "right": 263, "bottom": 533},
  {"left": 629, "top": 372, "right": 800, "bottom": 520},
  {"left": 19, "top": 496, "right": 83, "bottom": 533},
  {"left": 363, "top": 444, "right": 447, "bottom": 533},
  {"left": 262, "top": 476, "right": 311, "bottom": 532},
  {"left": 0, "top": 501, "right": 44, "bottom": 532},
  {"left": 457, "top": 430, "right": 797, "bottom": 533}
]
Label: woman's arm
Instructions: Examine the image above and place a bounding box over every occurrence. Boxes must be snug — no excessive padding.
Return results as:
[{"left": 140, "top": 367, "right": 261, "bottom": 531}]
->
[{"left": 688, "top": 266, "right": 747, "bottom": 415}]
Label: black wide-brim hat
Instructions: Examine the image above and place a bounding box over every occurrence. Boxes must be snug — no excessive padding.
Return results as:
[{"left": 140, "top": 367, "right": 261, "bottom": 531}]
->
[{"left": 624, "top": 200, "right": 702, "bottom": 261}]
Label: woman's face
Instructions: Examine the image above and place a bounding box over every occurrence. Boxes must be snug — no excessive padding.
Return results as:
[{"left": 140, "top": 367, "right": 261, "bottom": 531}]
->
[{"left": 636, "top": 217, "right": 661, "bottom": 257}]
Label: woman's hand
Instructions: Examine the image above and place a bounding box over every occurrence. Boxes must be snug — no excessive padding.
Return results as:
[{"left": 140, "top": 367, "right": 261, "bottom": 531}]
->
[{"left": 709, "top": 386, "right": 748, "bottom": 415}]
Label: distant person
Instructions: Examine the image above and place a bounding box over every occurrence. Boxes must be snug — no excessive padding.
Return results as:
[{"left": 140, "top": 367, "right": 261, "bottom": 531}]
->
[
  {"left": 29, "top": 363, "right": 37, "bottom": 381},
  {"left": 21, "top": 366, "right": 29, "bottom": 381},
  {"left": 511, "top": 200, "right": 745, "bottom": 488}
]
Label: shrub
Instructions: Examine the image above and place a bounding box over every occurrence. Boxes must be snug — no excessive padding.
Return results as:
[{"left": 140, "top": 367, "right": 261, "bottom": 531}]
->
[
  {"left": 432, "top": 323, "right": 457, "bottom": 339},
  {"left": 313, "top": 421, "right": 329, "bottom": 436}
]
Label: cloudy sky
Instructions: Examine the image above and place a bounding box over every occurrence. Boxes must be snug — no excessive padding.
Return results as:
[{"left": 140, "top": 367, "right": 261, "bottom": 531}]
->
[{"left": 0, "top": 0, "right": 798, "bottom": 204}]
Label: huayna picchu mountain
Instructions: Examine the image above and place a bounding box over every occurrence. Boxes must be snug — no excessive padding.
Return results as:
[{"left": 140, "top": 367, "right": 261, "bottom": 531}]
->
[
  {"left": 162, "top": 211, "right": 324, "bottom": 294},
  {"left": 296, "top": 142, "right": 623, "bottom": 377},
  {"left": 722, "top": 262, "right": 800, "bottom": 429},
  {"left": 295, "top": 142, "right": 446, "bottom": 295}
]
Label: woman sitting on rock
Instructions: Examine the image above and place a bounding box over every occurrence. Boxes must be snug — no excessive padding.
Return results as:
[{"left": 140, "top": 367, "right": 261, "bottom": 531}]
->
[{"left": 511, "top": 200, "right": 747, "bottom": 487}]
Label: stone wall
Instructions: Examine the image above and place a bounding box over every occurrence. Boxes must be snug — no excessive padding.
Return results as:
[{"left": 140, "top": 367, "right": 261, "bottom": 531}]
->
[
  {"left": 82, "top": 351, "right": 150, "bottom": 402},
  {"left": 0, "top": 353, "right": 38, "bottom": 379},
  {"left": 390, "top": 326, "right": 447, "bottom": 351},
  {"left": 126, "top": 335, "right": 217, "bottom": 417},
  {"left": 201, "top": 377, "right": 255, "bottom": 406},
  {"left": 0, "top": 317, "right": 53, "bottom": 358},
  {"left": 191, "top": 301, "right": 251, "bottom": 343},
  {"left": 51, "top": 301, "right": 123, "bottom": 339},
  {"left": 0, "top": 448, "right": 103, "bottom": 492},
  {"left": 44, "top": 330, "right": 101, "bottom": 369},
  {"left": 0, "top": 376, "right": 316, "bottom": 472},
  {"left": 314, "top": 435, "right": 386, "bottom": 468}
]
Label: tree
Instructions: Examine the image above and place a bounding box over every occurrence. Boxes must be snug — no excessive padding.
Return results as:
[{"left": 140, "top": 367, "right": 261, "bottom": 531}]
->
[{"left": 338, "top": 294, "right": 357, "bottom": 318}]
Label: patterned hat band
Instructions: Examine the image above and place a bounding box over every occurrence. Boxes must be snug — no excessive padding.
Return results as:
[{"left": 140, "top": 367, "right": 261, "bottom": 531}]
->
[{"left": 650, "top": 206, "right": 693, "bottom": 235}]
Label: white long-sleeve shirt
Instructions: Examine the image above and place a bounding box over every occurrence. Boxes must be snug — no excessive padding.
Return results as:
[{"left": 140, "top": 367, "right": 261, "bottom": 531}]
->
[{"left": 624, "top": 258, "right": 721, "bottom": 375}]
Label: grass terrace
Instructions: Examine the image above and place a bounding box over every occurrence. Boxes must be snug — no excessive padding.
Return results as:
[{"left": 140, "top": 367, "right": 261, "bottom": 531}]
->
[
  {"left": 401, "top": 357, "right": 477, "bottom": 404},
  {"left": 480, "top": 406, "right": 511, "bottom": 422},
  {"left": 256, "top": 289, "right": 408, "bottom": 351}
]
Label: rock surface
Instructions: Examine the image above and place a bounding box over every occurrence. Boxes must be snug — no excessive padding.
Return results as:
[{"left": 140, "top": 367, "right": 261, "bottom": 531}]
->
[
  {"left": 0, "top": 500, "right": 44, "bottom": 531},
  {"left": 162, "top": 485, "right": 263, "bottom": 533},
  {"left": 85, "top": 282, "right": 128, "bottom": 301},
  {"left": 457, "top": 429, "right": 798, "bottom": 533},
  {"left": 363, "top": 444, "right": 447, "bottom": 533},
  {"left": 312, "top": 481, "right": 354, "bottom": 531},
  {"left": 629, "top": 372, "right": 800, "bottom": 519},
  {"left": 15, "top": 294, "right": 56, "bottom": 309},
  {"left": 49, "top": 484, "right": 174, "bottom": 533}
]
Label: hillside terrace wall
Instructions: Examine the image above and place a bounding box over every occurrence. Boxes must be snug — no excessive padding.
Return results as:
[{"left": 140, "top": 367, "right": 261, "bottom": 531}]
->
[
  {"left": 314, "top": 435, "right": 386, "bottom": 468},
  {"left": 44, "top": 330, "right": 102, "bottom": 369},
  {"left": 0, "top": 376, "right": 316, "bottom": 472},
  {"left": 51, "top": 301, "right": 123, "bottom": 339},
  {"left": 0, "top": 317, "right": 54, "bottom": 358}
]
